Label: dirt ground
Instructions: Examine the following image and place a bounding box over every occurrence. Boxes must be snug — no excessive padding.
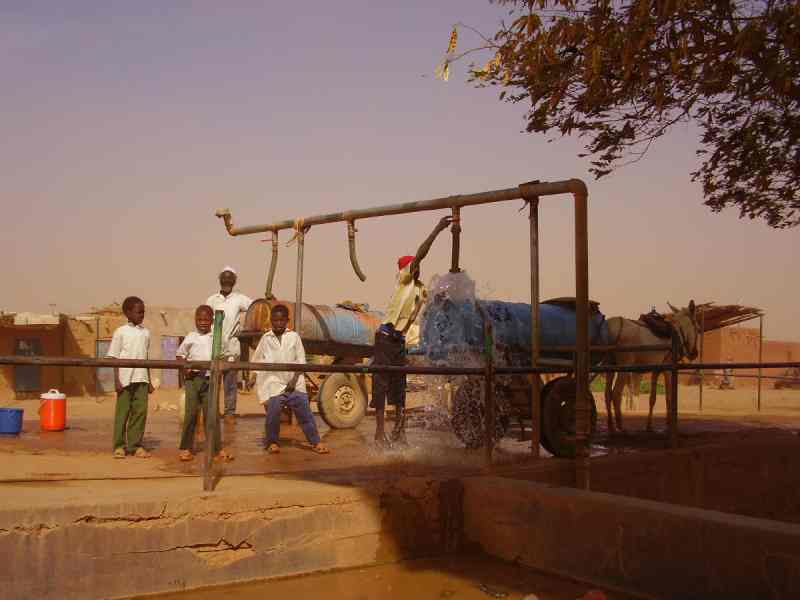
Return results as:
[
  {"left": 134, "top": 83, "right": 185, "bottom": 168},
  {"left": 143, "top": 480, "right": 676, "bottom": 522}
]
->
[{"left": 1, "top": 383, "right": 799, "bottom": 486}]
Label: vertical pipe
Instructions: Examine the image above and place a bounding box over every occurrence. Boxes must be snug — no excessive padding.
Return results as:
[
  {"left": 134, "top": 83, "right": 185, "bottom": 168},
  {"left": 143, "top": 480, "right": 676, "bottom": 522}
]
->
[
  {"left": 758, "top": 314, "right": 763, "bottom": 412},
  {"left": 573, "top": 193, "right": 590, "bottom": 448},
  {"left": 698, "top": 310, "right": 705, "bottom": 412},
  {"left": 573, "top": 188, "right": 590, "bottom": 488},
  {"left": 529, "top": 198, "right": 541, "bottom": 457},
  {"left": 450, "top": 207, "right": 462, "bottom": 273},
  {"left": 482, "top": 313, "right": 495, "bottom": 466},
  {"left": 204, "top": 309, "right": 225, "bottom": 492},
  {"left": 295, "top": 230, "right": 305, "bottom": 334},
  {"left": 668, "top": 331, "right": 680, "bottom": 449}
]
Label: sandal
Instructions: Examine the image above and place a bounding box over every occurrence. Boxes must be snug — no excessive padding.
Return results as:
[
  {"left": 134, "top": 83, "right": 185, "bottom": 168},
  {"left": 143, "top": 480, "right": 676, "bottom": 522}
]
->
[
  {"left": 214, "top": 449, "right": 234, "bottom": 462},
  {"left": 266, "top": 443, "right": 280, "bottom": 454},
  {"left": 133, "top": 447, "right": 151, "bottom": 458},
  {"left": 179, "top": 449, "right": 193, "bottom": 462},
  {"left": 113, "top": 447, "right": 126, "bottom": 459},
  {"left": 310, "top": 443, "right": 330, "bottom": 454}
]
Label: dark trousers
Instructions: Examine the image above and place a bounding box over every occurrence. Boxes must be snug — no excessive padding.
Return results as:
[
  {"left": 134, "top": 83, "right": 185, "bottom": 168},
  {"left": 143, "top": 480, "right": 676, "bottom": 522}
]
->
[
  {"left": 223, "top": 370, "right": 238, "bottom": 416},
  {"left": 113, "top": 382, "right": 148, "bottom": 452},
  {"left": 370, "top": 330, "right": 406, "bottom": 409},
  {"left": 180, "top": 376, "right": 221, "bottom": 453},
  {"left": 264, "top": 391, "right": 321, "bottom": 447}
]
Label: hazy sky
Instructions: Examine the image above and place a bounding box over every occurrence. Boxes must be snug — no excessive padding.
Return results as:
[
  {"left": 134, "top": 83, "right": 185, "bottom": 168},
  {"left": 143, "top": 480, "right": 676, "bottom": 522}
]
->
[{"left": 1, "top": 2, "right": 797, "bottom": 340}]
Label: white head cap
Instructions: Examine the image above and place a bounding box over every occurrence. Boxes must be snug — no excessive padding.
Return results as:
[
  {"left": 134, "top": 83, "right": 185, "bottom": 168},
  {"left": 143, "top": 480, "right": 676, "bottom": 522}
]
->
[{"left": 220, "top": 266, "right": 237, "bottom": 276}]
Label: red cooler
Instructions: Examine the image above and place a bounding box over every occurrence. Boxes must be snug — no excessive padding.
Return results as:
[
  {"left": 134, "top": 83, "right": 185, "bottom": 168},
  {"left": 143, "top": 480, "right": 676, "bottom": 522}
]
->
[{"left": 39, "top": 389, "right": 66, "bottom": 431}]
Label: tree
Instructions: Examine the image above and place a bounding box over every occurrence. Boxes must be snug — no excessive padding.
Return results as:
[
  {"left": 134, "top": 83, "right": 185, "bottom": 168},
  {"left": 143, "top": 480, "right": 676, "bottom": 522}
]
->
[{"left": 448, "top": 1, "right": 800, "bottom": 228}]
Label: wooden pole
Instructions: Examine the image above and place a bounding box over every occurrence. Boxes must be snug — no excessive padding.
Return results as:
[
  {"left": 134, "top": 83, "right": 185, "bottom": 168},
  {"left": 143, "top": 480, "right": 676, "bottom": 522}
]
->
[
  {"left": 758, "top": 314, "right": 763, "bottom": 412},
  {"left": 204, "top": 310, "right": 225, "bottom": 492}
]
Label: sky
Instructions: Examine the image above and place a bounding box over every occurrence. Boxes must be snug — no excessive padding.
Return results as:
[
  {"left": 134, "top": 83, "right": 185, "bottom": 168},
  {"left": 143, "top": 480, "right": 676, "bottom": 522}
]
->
[{"left": 1, "top": 1, "right": 797, "bottom": 340}]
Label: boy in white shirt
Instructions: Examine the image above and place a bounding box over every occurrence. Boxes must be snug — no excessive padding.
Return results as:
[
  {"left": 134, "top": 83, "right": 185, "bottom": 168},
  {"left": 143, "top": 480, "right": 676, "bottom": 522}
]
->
[
  {"left": 249, "top": 304, "right": 328, "bottom": 455},
  {"left": 106, "top": 296, "right": 154, "bottom": 459},
  {"left": 175, "top": 305, "right": 233, "bottom": 462}
]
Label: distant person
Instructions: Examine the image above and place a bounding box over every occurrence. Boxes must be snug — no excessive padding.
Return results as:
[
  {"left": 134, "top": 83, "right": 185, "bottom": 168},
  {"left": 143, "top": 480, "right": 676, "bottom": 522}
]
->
[
  {"left": 175, "top": 305, "right": 233, "bottom": 462},
  {"left": 207, "top": 266, "right": 253, "bottom": 423},
  {"left": 106, "top": 296, "right": 154, "bottom": 459},
  {"left": 372, "top": 215, "right": 452, "bottom": 447},
  {"left": 249, "top": 304, "right": 328, "bottom": 455}
]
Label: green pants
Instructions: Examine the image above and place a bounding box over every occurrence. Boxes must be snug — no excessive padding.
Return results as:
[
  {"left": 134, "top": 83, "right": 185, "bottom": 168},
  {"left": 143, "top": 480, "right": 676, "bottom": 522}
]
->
[
  {"left": 181, "top": 376, "right": 221, "bottom": 453},
  {"left": 113, "top": 382, "right": 149, "bottom": 452}
]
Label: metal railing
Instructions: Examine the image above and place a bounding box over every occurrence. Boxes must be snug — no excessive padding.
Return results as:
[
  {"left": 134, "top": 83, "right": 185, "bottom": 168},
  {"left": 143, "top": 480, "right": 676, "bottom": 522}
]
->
[{"left": 2, "top": 353, "right": 800, "bottom": 491}]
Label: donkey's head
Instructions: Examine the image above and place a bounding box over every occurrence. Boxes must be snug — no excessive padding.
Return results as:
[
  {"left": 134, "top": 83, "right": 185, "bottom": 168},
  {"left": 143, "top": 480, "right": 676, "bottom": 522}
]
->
[{"left": 667, "top": 300, "right": 699, "bottom": 360}]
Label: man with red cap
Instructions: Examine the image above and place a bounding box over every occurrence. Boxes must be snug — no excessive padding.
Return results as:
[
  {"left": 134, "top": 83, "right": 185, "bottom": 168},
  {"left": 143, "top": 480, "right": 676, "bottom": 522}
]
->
[{"left": 372, "top": 215, "right": 453, "bottom": 446}]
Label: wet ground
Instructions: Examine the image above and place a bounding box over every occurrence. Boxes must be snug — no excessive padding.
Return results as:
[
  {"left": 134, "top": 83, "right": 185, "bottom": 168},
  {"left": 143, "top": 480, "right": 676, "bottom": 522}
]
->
[
  {"left": 1, "top": 386, "right": 799, "bottom": 484},
  {"left": 127, "top": 554, "right": 634, "bottom": 600}
]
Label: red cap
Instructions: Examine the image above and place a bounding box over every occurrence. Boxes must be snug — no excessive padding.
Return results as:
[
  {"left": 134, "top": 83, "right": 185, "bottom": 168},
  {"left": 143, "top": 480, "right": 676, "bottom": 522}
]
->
[{"left": 397, "top": 255, "right": 414, "bottom": 271}]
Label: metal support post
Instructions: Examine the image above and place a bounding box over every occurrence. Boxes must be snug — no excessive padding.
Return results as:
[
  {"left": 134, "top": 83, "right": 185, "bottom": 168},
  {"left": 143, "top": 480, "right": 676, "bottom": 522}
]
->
[
  {"left": 698, "top": 310, "right": 705, "bottom": 412},
  {"left": 668, "top": 331, "right": 680, "bottom": 449},
  {"left": 758, "top": 314, "right": 763, "bottom": 411},
  {"left": 528, "top": 197, "right": 541, "bottom": 457},
  {"left": 478, "top": 304, "right": 495, "bottom": 466},
  {"left": 204, "top": 310, "right": 225, "bottom": 492}
]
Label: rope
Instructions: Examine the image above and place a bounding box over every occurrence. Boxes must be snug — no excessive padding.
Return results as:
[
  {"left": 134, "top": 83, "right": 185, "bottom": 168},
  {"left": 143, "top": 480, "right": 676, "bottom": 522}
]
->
[{"left": 285, "top": 218, "right": 310, "bottom": 246}]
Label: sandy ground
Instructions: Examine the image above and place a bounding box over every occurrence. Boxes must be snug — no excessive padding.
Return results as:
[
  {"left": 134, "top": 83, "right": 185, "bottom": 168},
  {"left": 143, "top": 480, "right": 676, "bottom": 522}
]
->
[{"left": 1, "top": 384, "right": 799, "bottom": 485}]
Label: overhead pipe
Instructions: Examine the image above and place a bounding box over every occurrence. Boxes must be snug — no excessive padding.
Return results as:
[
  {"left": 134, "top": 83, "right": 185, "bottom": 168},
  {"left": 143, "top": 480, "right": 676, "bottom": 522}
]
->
[
  {"left": 215, "top": 180, "right": 586, "bottom": 236},
  {"left": 347, "top": 220, "right": 367, "bottom": 281}
]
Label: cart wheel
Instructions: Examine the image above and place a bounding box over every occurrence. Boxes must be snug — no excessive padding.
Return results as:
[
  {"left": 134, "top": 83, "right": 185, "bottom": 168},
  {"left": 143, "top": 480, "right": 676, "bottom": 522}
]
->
[
  {"left": 317, "top": 373, "right": 367, "bottom": 429},
  {"left": 451, "top": 377, "right": 509, "bottom": 449},
  {"left": 540, "top": 376, "right": 597, "bottom": 458}
]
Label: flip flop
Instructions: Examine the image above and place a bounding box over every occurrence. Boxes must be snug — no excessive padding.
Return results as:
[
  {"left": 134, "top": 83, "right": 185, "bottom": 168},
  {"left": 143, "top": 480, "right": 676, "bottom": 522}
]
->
[
  {"left": 310, "top": 443, "right": 330, "bottom": 454},
  {"left": 113, "top": 447, "right": 126, "bottom": 459},
  {"left": 266, "top": 443, "right": 280, "bottom": 454},
  {"left": 133, "top": 447, "right": 151, "bottom": 458},
  {"left": 214, "top": 449, "right": 235, "bottom": 462},
  {"left": 179, "top": 450, "right": 193, "bottom": 462}
]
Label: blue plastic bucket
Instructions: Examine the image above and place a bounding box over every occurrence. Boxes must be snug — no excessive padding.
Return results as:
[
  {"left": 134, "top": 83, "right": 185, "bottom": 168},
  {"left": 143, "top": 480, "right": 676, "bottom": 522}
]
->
[{"left": 0, "top": 408, "right": 23, "bottom": 434}]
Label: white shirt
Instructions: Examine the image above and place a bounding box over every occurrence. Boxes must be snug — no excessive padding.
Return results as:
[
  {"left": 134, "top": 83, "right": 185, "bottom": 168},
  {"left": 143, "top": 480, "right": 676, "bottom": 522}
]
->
[
  {"left": 252, "top": 329, "right": 306, "bottom": 403},
  {"left": 176, "top": 330, "right": 213, "bottom": 363},
  {"left": 206, "top": 291, "right": 253, "bottom": 359},
  {"left": 105, "top": 323, "right": 150, "bottom": 387}
]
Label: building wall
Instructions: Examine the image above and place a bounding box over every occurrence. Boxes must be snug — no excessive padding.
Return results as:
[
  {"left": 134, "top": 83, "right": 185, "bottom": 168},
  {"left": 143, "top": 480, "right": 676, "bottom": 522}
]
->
[
  {"left": 687, "top": 326, "right": 800, "bottom": 388},
  {"left": 0, "top": 324, "right": 65, "bottom": 400}
]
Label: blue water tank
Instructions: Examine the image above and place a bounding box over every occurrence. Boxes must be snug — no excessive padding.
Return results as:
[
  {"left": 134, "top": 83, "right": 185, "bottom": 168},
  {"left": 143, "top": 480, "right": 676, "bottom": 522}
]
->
[{"left": 420, "top": 299, "right": 609, "bottom": 365}]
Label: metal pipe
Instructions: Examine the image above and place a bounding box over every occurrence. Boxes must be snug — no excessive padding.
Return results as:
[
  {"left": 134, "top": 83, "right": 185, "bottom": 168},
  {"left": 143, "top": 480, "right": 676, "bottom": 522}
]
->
[
  {"left": 571, "top": 182, "right": 591, "bottom": 465},
  {"left": 758, "top": 314, "right": 764, "bottom": 411},
  {"left": 264, "top": 232, "right": 279, "bottom": 299},
  {"left": 347, "top": 221, "right": 367, "bottom": 282},
  {"left": 528, "top": 196, "right": 541, "bottom": 457},
  {"left": 668, "top": 331, "right": 680, "bottom": 449},
  {"left": 4, "top": 355, "right": 797, "bottom": 375},
  {"left": 698, "top": 310, "right": 705, "bottom": 412},
  {"left": 450, "top": 207, "right": 462, "bottom": 273},
  {"left": 204, "top": 309, "right": 224, "bottom": 492},
  {"left": 295, "top": 228, "right": 306, "bottom": 333},
  {"left": 215, "top": 180, "right": 585, "bottom": 236}
]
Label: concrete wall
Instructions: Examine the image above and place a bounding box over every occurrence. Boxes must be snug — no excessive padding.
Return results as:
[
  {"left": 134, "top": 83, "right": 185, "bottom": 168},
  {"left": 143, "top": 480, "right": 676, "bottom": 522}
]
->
[
  {"left": 0, "top": 476, "right": 456, "bottom": 600},
  {"left": 463, "top": 476, "right": 800, "bottom": 600}
]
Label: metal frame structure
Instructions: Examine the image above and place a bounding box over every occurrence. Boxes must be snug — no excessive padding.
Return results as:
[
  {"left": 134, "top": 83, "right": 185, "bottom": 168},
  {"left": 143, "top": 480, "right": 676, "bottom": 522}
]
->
[{"left": 216, "top": 179, "right": 592, "bottom": 459}]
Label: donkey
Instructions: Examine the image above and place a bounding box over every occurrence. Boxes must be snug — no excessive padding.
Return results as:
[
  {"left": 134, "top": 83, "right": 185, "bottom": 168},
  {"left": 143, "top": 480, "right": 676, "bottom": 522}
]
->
[{"left": 604, "top": 301, "right": 699, "bottom": 434}]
